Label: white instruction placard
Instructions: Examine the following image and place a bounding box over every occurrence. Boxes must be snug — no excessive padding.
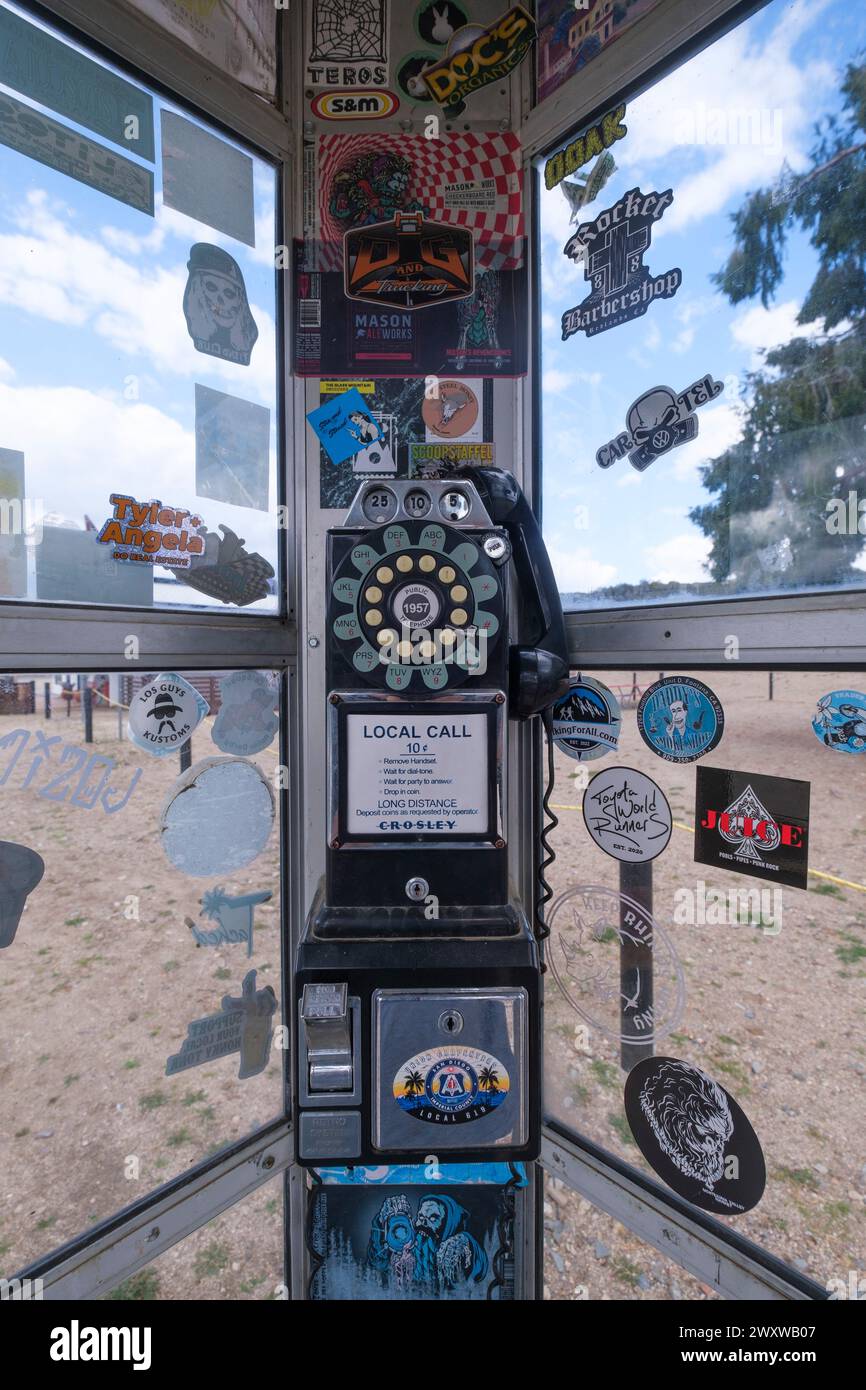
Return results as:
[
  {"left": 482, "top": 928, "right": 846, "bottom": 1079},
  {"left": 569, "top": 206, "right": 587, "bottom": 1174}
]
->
[{"left": 346, "top": 714, "right": 488, "bottom": 836}]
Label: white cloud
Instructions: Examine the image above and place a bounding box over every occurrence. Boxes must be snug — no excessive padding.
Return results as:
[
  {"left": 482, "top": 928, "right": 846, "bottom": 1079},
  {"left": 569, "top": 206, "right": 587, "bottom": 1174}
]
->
[
  {"left": 644, "top": 532, "right": 712, "bottom": 584},
  {"left": 669, "top": 401, "right": 745, "bottom": 481},
  {"left": 543, "top": 364, "right": 602, "bottom": 393},
  {"left": 729, "top": 298, "right": 835, "bottom": 362},
  {"left": 0, "top": 357, "right": 15, "bottom": 382},
  {"left": 547, "top": 544, "right": 617, "bottom": 593}
]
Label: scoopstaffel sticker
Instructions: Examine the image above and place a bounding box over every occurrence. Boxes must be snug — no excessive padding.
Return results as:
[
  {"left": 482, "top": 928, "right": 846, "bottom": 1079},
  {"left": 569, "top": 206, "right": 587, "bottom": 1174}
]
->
[
  {"left": 637, "top": 676, "right": 724, "bottom": 764},
  {"left": 394, "top": 1046, "right": 509, "bottom": 1124},
  {"left": 551, "top": 677, "right": 621, "bottom": 762},
  {"left": 582, "top": 766, "right": 672, "bottom": 863},
  {"left": 694, "top": 766, "right": 810, "bottom": 889},
  {"left": 596, "top": 374, "right": 724, "bottom": 472},
  {"left": 128, "top": 673, "right": 209, "bottom": 757},
  {"left": 812, "top": 690, "right": 866, "bottom": 753},
  {"left": 624, "top": 1056, "right": 766, "bottom": 1215}
]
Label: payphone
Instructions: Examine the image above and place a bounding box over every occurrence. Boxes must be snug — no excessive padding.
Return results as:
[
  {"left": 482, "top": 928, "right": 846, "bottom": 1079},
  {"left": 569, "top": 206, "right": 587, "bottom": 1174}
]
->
[{"left": 295, "top": 467, "right": 568, "bottom": 1166}]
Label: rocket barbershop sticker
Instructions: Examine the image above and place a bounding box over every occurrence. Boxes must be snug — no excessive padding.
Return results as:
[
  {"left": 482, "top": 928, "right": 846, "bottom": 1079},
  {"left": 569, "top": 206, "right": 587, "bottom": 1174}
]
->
[
  {"left": 96, "top": 494, "right": 205, "bottom": 570},
  {"left": 128, "top": 673, "right": 209, "bottom": 758},
  {"left": 597, "top": 374, "right": 723, "bottom": 473},
  {"left": 561, "top": 187, "right": 682, "bottom": 340},
  {"left": 694, "top": 766, "right": 810, "bottom": 890},
  {"left": 394, "top": 1045, "right": 510, "bottom": 1125}
]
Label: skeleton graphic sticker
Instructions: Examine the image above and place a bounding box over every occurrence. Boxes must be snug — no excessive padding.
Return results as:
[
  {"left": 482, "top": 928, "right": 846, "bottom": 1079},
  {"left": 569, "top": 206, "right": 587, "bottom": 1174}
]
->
[
  {"left": 596, "top": 374, "right": 724, "bottom": 472},
  {"left": 183, "top": 244, "right": 259, "bottom": 367},
  {"left": 694, "top": 766, "right": 810, "bottom": 889},
  {"left": 624, "top": 1057, "right": 766, "bottom": 1215},
  {"left": 561, "top": 187, "right": 682, "bottom": 340}
]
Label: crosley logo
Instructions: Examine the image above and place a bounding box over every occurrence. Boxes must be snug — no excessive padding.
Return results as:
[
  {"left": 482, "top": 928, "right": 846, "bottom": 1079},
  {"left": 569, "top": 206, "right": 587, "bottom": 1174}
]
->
[
  {"left": 423, "top": 5, "right": 536, "bottom": 104},
  {"left": 311, "top": 90, "right": 398, "bottom": 119},
  {"left": 50, "top": 1321, "right": 152, "bottom": 1371}
]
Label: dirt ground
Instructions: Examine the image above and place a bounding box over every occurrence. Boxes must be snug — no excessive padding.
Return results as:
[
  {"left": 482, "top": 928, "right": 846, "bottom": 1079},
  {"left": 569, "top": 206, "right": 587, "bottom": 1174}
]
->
[{"left": 1, "top": 669, "right": 864, "bottom": 1301}]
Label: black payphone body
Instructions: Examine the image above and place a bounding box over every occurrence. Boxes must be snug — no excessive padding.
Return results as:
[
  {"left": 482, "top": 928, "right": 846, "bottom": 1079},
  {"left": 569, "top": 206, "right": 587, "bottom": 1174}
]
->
[{"left": 295, "top": 470, "right": 568, "bottom": 1168}]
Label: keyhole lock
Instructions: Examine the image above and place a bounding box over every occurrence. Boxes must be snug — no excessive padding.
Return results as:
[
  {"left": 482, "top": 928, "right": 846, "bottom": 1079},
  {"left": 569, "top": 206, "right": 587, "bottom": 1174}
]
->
[
  {"left": 405, "top": 876, "right": 429, "bottom": 903},
  {"left": 438, "top": 1009, "right": 464, "bottom": 1036}
]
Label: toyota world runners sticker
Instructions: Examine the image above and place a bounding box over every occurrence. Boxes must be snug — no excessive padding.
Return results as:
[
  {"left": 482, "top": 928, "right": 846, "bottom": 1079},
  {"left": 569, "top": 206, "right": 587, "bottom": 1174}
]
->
[{"left": 394, "top": 1046, "right": 509, "bottom": 1124}]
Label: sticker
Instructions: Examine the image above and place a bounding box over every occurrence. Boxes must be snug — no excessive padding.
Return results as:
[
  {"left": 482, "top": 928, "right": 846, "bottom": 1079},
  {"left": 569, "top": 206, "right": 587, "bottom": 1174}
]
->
[
  {"left": 37, "top": 526, "right": 154, "bottom": 606},
  {"left": 307, "top": 386, "right": 382, "bottom": 466},
  {"left": 0, "top": 841, "right": 45, "bottom": 949},
  {"left": 0, "top": 448, "right": 28, "bottom": 598},
  {"left": 183, "top": 243, "right": 259, "bottom": 366},
  {"left": 582, "top": 766, "right": 672, "bottom": 863},
  {"left": 315, "top": 1162, "right": 526, "bottom": 1185},
  {"left": 345, "top": 713, "right": 488, "bottom": 836},
  {"left": 415, "top": 1, "right": 470, "bottom": 46},
  {"left": 186, "top": 887, "right": 272, "bottom": 959},
  {"left": 551, "top": 677, "right": 621, "bottom": 762},
  {"left": 396, "top": 51, "right": 439, "bottom": 102},
  {"left": 126, "top": 0, "right": 276, "bottom": 98},
  {"left": 422, "top": 379, "right": 481, "bottom": 440},
  {"left": 195, "top": 385, "right": 271, "bottom": 511},
  {"left": 561, "top": 151, "right": 617, "bottom": 221},
  {"left": 812, "top": 690, "right": 866, "bottom": 753},
  {"left": 637, "top": 676, "right": 724, "bottom": 764},
  {"left": 537, "top": 0, "right": 663, "bottom": 106},
  {"left": 309, "top": 1183, "right": 516, "bottom": 1300},
  {"left": 160, "top": 757, "right": 275, "bottom": 877},
  {"left": 344, "top": 212, "right": 475, "bottom": 311},
  {"left": 694, "top": 766, "right": 810, "bottom": 889},
  {"left": 212, "top": 671, "right": 279, "bottom": 756},
  {"left": 561, "top": 188, "right": 682, "bottom": 341},
  {"left": 422, "top": 6, "right": 537, "bottom": 106},
  {"left": 0, "top": 6, "right": 155, "bottom": 160},
  {"left": 183, "top": 523, "right": 275, "bottom": 607},
  {"left": 624, "top": 1057, "right": 766, "bottom": 1215},
  {"left": 0, "top": 91, "right": 154, "bottom": 216},
  {"left": 162, "top": 111, "right": 255, "bottom": 247},
  {"left": 128, "top": 673, "right": 209, "bottom": 757},
  {"left": 597, "top": 374, "right": 724, "bottom": 472},
  {"left": 166, "top": 969, "right": 277, "bottom": 1079},
  {"left": 307, "top": 0, "right": 389, "bottom": 88},
  {"left": 0, "top": 729, "right": 141, "bottom": 814},
  {"left": 543, "top": 102, "right": 627, "bottom": 191},
  {"left": 96, "top": 494, "right": 205, "bottom": 571},
  {"left": 548, "top": 884, "right": 684, "bottom": 1046},
  {"left": 442, "top": 178, "right": 498, "bottom": 212},
  {"left": 311, "top": 89, "right": 399, "bottom": 119},
  {"left": 409, "top": 441, "right": 494, "bottom": 476},
  {"left": 394, "top": 1046, "right": 509, "bottom": 1123}
]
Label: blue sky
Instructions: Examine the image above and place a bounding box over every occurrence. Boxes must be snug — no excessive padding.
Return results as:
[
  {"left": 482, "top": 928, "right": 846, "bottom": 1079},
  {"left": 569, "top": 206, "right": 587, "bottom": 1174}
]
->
[
  {"left": 0, "top": 0, "right": 279, "bottom": 612},
  {"left": 538, "top": 0, "right": 866, "bottom": 602}
]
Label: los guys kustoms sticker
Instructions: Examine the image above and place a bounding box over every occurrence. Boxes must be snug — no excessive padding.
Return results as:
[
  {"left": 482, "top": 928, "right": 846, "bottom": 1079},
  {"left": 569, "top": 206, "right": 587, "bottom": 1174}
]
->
[
  {"left": 551, "top": 676, "right": 621, "bottom": 762},
  {"left": 624, "top": 1056, "right": 766, "bottom": 1215},
  {"left": 694, "top": 766, "right": 810, "bottom": 890},
  {"left": 128, "top": 673, "right": 209, "bottom": 757},
  {"left": 582, "top": 766, "right": 672, "bottom": 864},
  {"left": 561, "top": 187, "right": 682, "bottom": 340},
  {"left": 394, "top": 1046, "right": 509, "bottom": 1124},
  {"left": 637, "top": 676, "right": 725, "bottom": 764},
  {"left": 812, "top": 689, "right": 866, "bottom": 753},
  {"left": 597, "top": 374, "right": 724, "bottom": 473}
]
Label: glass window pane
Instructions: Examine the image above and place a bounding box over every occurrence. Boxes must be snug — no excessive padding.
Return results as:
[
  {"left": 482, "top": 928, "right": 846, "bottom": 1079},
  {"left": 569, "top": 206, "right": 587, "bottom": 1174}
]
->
[
  {"left": 545, "top": 669, "right": 866, "bottom": 1291},
  {"left": 0, "top": 669, "right": 284, "bottom": 1273},
  {"left": 0, "top": 2, "right": 281, "bottom": 614},
  {"left": 539, "top": 0, "right": 866, "bottom": 609}
]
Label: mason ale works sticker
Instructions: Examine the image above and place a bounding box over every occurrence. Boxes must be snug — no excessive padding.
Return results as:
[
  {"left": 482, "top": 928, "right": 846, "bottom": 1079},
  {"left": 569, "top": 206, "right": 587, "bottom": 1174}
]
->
[{"left": 694, "top": 766, "right": 810, "bottom": 889}]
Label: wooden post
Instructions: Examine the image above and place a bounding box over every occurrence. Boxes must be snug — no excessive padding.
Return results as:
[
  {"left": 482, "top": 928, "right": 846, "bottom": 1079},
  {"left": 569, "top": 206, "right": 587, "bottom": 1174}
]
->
[
  {"left": 769, "top": 672, "right": 774, "bottom": 701},
  {"left": 44, "top": 681, "right": 51, "bottom": 720},
  {"left": 83, "top": 686, "right": 93, "bottom": 743},
  {"left": 180, "top": 738, "right": 192, "bottom": 772}
]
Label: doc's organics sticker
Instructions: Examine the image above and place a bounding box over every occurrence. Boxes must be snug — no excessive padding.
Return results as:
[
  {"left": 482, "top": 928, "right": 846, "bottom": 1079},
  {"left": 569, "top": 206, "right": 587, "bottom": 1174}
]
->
[{"left": 394, "top": 1046, "right": 509, "bottom": 1125}]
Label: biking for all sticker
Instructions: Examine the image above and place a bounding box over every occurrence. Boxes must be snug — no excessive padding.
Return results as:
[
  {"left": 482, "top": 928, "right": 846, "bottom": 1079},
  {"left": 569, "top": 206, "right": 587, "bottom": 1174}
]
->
[
  {"left": 637, "top": 676, "right": 725, "bottom": 764},
  {"left": 552, "top": 676, "right": 621, "bottom": 762},
  {"left": 812, "top": 690, "right": 866, "bottom": 753},
  {"left": 394, "top": 1046, "right": 509, "bottom": 1124}
]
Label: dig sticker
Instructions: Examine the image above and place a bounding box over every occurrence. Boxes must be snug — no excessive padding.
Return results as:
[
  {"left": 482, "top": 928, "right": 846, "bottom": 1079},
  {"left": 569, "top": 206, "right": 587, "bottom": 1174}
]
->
[
  {"left": 551, "top": 676, "right": 621, "bottom": 762},
  {"left": 128, "top": 673, "right": 209, "bottom": 757},
  {"left": 344, "top": 212, "right": 474, "bottom": 311},
  {"left": 812, "top": 690, "right": 866, "bottom": 753},
  {"left": 582, "top": 766, "right": 672, "bottom": 863},
  {"left": 597, "top": 374, "right": 724, "bottom": 472},
  {"left": 637, "top": 676, "right": 724, "bottom": 764},
  {"left": 394, "top": 1046, "right": 509, "bottom": 1124}
]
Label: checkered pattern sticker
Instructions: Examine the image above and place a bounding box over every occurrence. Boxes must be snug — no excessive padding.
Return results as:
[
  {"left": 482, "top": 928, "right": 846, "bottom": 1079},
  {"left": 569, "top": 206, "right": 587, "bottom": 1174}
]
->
[{"left": 311, "top": 131, "right": 525, "bottom": 272}]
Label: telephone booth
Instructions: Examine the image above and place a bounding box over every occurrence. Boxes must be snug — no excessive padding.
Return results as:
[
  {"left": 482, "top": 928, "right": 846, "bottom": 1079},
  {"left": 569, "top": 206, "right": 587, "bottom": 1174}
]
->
[{"left": 1, "top": 0, "right": 864, "bottom": 1313}]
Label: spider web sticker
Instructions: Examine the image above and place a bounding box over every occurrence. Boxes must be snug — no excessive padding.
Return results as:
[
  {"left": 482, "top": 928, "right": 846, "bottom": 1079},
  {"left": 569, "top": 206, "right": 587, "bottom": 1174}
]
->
[{"left": 307, "top": 0, "right": 388, "bottom": 85}]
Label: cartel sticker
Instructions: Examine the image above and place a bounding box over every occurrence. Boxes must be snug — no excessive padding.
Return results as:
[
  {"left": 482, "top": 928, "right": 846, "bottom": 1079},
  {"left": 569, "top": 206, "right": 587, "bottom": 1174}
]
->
[
  {"left": 597, "top": 374, "right": 724, "bottom": 472},
  {"left": 211, "top": 670, "right": 279, "bottom": 756},
  {"left": 128, "top": 673, "right": 209, "bottom": 758},
  {"left": 812, "top": 689, "right": 866, "bottom": 753},
  {"left": 0, "top": 840, "right": 45, "bottom": 949},
  {"left": 624, "top": 1056, "right": 766, "bottom": 1215},
  {"left": 582, "top": 766, "right": 672, "bottom": 863},
  {"left": 694, "top": 766, "right": 810, "bottom": 889},
  {"left": 166, "top": 969, "right": 277, "bottom": 1080},
  {"left": 551, "top": 677, "right": 621, "bottom": 762},
  {"left": 394, "top": 1046, "right": 509, "bottom": 1124},
  {"left": 422, "top": 379, "right": 481, "bottom": 440},
  {"left": 561, "top": 187, "right": 682, "bottom": 341},
  {"left": 637, "top": 676, "right": 724, "bottom": 764}
]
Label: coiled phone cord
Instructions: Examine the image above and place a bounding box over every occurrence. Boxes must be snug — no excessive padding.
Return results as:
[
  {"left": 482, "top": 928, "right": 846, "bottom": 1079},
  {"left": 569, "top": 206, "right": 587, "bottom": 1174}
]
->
[{"left": 535, "top": 706, "right": 559, "bottom": 959}]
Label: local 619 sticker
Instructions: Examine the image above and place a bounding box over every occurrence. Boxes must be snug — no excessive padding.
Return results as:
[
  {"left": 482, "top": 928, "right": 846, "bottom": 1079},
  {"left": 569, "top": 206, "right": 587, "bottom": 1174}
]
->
[
  {"left": 637, "top": 676, "right": 724, "bottom": 764},
  {"left": 394, "top": 1046, "right": 509, "bottom": 1125},
  {"left": 552, "top": 677, "right": 621, "bottom": 762},
  {"left": 812, "top": 689, "right": 866, "bottom": 753}
]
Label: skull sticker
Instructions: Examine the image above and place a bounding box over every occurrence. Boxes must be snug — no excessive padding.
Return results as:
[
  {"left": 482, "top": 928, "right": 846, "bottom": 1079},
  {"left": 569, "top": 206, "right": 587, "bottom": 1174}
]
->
[
  {"left": 596, "top": 373, "right": 724, "bottom": 472},
  {"left": 183, "top": 243, "right": 259, "bottom": 366}
]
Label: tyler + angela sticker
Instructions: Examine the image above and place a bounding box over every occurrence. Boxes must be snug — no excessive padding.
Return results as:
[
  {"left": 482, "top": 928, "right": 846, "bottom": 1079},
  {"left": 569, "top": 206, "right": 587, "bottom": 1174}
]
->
[
  {"left": 637, "top": 676, "right": 724, "bottom": 764},
  {"left": 561, "top": 187, "right": 682, "bottom": 341},
  {"left": 624, "top": 1056, "right": 766, "bottom": 1215},
  {"left": 812, "top": 690, "right": 866, "bottom": 753},
  {"left": 694, "top": 766, "right": 810, "bottom": 889},
  {"left": 552, "top": 677, "right": 621, "bottom": 762},
  {"left": 582, "top": 766, "right": 672, "bottom": 864},
  {"left": 128, "top": 673, "right": 209, "bottom": 757},
  {"left": 596, "top": 374, "right": 723, "bottom": 472},
  {"left": 394, "top": 1046, "right": 509, "bottom": 1124}
]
